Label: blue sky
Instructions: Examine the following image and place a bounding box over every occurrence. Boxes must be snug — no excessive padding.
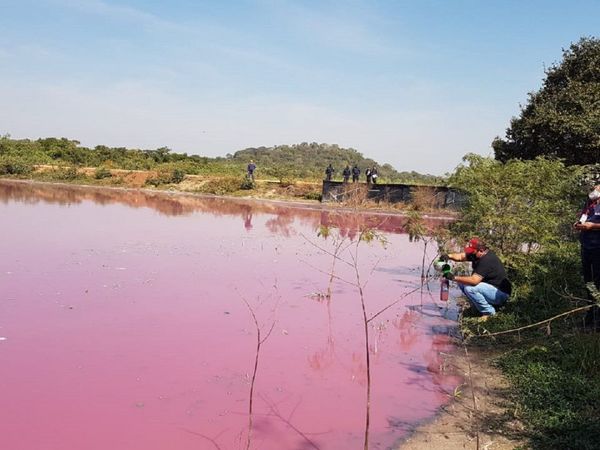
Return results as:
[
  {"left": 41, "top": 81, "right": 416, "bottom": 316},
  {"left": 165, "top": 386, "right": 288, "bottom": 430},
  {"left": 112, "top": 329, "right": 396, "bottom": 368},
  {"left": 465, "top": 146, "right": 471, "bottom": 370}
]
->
[{"left": 1, "top": 0, "right": 599, "bottom": 174}]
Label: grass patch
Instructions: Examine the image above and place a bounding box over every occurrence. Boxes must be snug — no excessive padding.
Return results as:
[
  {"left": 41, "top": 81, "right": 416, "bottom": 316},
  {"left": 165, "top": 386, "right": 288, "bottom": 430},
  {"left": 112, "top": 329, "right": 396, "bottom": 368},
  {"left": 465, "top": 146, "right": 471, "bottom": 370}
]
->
[{"left": 496, "top": 337, "right": 600, "bottom": 449}]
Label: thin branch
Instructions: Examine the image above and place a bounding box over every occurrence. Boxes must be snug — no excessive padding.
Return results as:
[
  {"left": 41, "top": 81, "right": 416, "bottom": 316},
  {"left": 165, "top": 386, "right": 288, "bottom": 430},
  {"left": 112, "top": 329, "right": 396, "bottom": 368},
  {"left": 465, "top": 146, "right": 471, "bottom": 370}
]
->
[
  {"left": 367, "top": 285, "right": 423, "bottom": 324},
  {"left": 362, "top": 256, "right": 384, "bottom": 290},
  {"left": 350, "top": 243, "right": 371, "bottom": 450},
  {"left": 260, "top": 321, "right": 276, "bottom": 345},
  {"left": 299, "top": 259, "right": 357, "bottom": 287},
  {"left": 327, "top": 238, "right": 347, "bottom": 298},
  {"left": 259, "top": 394, "right": 324, "bottom": 450},
  {"left": 478, "top": 304, "right": 595, "bottom": 338},
  {"left": 238, "top": 294, "right": 277, "bottom": 450},
  {"left": 300, "top": 232, "right": 354, "bottom": 267},
  {"left": 179, "top": 428, "right": 224, "bottom": 450}
]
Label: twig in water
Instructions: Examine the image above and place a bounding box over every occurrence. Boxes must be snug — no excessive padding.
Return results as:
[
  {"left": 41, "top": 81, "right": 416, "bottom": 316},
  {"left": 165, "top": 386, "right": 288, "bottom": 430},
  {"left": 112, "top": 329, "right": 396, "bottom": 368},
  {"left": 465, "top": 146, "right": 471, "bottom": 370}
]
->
[{"left": 239, "top": 295, "right": 276, "bottom": 450}]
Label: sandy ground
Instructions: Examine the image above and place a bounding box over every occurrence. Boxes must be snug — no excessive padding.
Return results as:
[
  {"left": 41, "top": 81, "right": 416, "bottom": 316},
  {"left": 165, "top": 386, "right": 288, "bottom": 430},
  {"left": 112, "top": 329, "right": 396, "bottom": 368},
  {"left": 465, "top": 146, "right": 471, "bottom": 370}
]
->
[{"left": 399, "top": 343, "right": 526, "bottom": 450}]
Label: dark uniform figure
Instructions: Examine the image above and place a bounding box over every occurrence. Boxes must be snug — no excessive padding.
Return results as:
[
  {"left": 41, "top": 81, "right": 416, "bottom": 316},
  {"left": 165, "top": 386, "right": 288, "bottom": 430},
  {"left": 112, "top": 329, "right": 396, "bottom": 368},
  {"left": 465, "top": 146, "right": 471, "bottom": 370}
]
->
[
  {"left": 325, "top": 164, "right": 334, "bottom": 181},
  {"left": 342, "top": 165, "right": 351, "bottom": 183},
  {"left": 352, "top": 165, "right": 360, "bottom": 183}
]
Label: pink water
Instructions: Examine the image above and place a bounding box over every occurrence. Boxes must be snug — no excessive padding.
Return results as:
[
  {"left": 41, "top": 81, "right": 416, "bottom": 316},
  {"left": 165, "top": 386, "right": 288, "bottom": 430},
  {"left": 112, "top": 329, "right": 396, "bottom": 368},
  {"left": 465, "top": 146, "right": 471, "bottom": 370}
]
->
[{"left": 0, "top": 181, "right": 460, "bottom": 450}]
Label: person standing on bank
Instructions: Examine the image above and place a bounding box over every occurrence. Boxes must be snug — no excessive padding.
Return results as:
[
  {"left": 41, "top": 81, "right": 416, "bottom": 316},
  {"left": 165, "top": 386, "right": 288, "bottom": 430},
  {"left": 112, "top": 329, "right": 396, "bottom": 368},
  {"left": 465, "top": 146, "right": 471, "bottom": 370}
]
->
[
  {"left": 371, "top": 166, "right": 378, "bottom": 184},
  {"left": 342, "top": 165, "right": 351, "bottom": 183},
  {"left": 247, "top": 160, "right": 256, "bottom": 181},
  {"left": 325, "top": 164, "right": 334, "bottom": 181},
  {"left": 574, "top": 185, "right": 600, "bottom": 330},
  {"left": 440, "top": 238, "right": 512, "bottom": 320},
  {"left": 365, "top": 167, "right": 372, "bottom": 184},
  {"left": 352, "top": 165, "right": 360, "bottom": 183}
]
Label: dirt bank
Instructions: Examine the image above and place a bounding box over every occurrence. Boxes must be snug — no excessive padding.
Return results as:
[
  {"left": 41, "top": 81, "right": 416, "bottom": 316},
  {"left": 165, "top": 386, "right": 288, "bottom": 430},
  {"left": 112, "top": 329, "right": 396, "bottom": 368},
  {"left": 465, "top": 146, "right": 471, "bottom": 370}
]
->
[{"left": 399, "top": 344, "right": 526, "bottom": 450}]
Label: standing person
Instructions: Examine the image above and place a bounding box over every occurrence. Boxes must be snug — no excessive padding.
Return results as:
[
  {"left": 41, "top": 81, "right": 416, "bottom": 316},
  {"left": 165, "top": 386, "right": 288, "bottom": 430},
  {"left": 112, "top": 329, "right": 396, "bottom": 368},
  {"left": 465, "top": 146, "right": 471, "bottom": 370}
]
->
[
  {"left": 365, "top": 167, "right": 372, "bottom": 184},
  {"left": 371, "top": 166, "right": 379, "bottom": 184},
  {"left": 247, "top": 160, "right": 256, "bottom": 181},
  {"left": 352, "top": 165, "right": 360, "bottom": 183},
  {"left": 342, "top": 165, "right": 351, "bottom": 183},
  {"left": 441, "top": 238, "right": 512, "bottom": 320},
  {"left": 574, "top": 185, "right": 600, "bottom": 330},
  {"left": 325, "top": 163, "right": 334, "bottom": 181}
]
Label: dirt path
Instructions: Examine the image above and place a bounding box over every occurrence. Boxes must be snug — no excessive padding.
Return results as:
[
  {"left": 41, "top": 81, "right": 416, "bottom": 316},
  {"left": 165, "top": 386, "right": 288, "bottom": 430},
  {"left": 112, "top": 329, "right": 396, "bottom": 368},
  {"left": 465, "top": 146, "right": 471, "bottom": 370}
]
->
[{"left": 399, "top": 344, "right": 526, "bottom": 450}]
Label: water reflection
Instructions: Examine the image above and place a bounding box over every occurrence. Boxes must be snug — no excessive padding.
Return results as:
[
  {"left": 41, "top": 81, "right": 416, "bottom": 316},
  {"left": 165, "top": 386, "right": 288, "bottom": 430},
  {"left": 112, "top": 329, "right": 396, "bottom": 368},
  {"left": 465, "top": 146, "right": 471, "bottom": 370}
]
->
[{"left": 0, "top": 180, "right": 450, "bottom": 238}]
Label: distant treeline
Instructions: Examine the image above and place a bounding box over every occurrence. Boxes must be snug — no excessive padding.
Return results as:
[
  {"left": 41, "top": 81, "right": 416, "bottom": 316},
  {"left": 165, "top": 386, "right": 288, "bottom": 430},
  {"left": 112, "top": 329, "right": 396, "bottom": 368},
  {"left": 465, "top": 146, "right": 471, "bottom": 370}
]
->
[{"left": 0, "top": 136, "right": 445, "bottom": 184}]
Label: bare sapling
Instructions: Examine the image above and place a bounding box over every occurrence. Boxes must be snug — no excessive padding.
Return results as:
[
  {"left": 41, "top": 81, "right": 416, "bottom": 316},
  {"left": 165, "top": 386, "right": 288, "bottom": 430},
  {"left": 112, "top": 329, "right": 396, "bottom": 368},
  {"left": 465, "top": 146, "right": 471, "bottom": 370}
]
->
[
  {"left": 303, "top": 220, "right": 422, "bottom": 450},
  {"left": 239, "top": 293, "right": 277, "bottom": 450}
]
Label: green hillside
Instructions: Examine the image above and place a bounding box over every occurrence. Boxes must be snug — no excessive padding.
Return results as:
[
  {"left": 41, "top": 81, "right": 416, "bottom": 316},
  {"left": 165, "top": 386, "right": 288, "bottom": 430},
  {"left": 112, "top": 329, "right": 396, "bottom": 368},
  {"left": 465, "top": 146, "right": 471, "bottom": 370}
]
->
[
  {"left": 0, "top": 135, "right": 443, "bottom": 184},
  {"left": 233, "top": 142, "right": 443, "bottom": 184}
]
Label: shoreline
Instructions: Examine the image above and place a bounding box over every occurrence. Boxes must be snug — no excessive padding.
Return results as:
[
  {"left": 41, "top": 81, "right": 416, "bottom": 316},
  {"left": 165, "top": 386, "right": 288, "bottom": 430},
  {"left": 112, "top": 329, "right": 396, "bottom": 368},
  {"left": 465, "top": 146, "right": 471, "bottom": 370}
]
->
[
  {"left": 398, "top": 343, "right": 525, "bottom": 449},
  {"left": 0, "top": 177, "right": 457, "bottom": 221}
]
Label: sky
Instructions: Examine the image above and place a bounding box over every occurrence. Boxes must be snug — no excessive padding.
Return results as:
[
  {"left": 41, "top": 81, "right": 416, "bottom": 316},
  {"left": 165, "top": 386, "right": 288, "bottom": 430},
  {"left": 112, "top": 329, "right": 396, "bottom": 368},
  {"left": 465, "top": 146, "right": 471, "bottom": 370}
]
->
[{"left": 1, "top": 1, "right": 599, "bottom": 175}]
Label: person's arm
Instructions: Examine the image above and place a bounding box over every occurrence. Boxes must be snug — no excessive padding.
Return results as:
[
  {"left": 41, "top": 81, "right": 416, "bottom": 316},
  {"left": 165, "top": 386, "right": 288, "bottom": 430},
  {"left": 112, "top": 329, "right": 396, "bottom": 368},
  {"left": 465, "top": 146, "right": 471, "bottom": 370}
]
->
[
  {"left": 452, "top": 272, "right": 482, "bottom": 286},
  {"left": 445, "top": 252, "right": 467, "bottom": 262},
  {"left": 575, "top": 222, "right": 600, "bottom": 230}
]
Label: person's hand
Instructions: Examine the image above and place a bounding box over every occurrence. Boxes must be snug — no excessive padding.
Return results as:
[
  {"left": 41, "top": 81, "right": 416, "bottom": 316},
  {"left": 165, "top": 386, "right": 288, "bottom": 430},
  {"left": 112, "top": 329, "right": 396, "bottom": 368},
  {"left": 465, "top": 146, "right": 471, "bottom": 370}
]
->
[
  {"left": 443, "top": 271, "right": 455, "bottom": 280},
  {"left": 439, "top": 253, "right": 449, "bottom": 262},
  {"left": 576, "top": 222, "right": 594, "bottom": 230}
]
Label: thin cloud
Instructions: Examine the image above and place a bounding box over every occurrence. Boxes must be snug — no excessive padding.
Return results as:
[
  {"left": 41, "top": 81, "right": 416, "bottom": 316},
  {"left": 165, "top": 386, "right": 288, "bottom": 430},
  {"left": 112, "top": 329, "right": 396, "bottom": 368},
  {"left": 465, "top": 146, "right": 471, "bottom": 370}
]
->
[
  {"left": 261, "top": 0, "right": 406, "bottom": 57},
  {"left": 49, "top": 0, "right": 185, "bottom": 32}
]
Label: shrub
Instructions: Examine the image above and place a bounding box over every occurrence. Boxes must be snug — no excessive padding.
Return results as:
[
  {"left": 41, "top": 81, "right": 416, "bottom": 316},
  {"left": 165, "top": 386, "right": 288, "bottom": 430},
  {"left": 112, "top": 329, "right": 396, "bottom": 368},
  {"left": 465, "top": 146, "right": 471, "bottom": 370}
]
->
[
  {"left": 279, "top": 177, "right": 296, "bottom": 188},
  {"left": 409, "top": 186, "right": 439, "bottom": 211},
  {"left": 240, "top": 176, "right": 255, "bottom": 190},
  {"left": 195, "top": 176, "right": 242, "bottom": 195},
  {"left": 304, "top": 191, "right": 322, "bottom": 201},
  {"left": 51, "top": 167, "right": 79, "bottom": 181},
  {"left": 171, "top": 169, "right": 185, "bottom": 184},
  {"left": 94, "top": 167, "right": 112, "bottom": 179},
  {"left": 146, "top": 169, "right": 186, "bottom": 186},
  {"left": 0, "top": 157, "right": 32, "bottom": 175}
]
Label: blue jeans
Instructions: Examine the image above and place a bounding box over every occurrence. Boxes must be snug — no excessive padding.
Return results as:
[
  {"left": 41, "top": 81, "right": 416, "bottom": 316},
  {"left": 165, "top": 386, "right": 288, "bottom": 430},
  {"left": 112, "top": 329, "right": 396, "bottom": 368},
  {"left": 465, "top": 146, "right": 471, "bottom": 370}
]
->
[{"left": 459, "top": 282, "right": 509, "bottom": 316}]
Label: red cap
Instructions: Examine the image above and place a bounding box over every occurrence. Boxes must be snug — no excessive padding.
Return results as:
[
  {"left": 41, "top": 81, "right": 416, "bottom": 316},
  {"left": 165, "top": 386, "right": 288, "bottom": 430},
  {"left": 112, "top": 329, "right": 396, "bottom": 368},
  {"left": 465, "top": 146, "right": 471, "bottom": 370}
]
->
[{"left": 464, "top": 237, "right": 481, "bottom": 254}]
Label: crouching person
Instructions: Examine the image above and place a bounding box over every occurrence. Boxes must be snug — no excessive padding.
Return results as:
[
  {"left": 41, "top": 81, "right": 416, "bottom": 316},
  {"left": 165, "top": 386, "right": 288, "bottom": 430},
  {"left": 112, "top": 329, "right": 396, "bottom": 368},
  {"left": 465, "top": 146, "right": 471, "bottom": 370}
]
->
[{"left": 441, "top": 238, "right": 512, "bottom": 320}]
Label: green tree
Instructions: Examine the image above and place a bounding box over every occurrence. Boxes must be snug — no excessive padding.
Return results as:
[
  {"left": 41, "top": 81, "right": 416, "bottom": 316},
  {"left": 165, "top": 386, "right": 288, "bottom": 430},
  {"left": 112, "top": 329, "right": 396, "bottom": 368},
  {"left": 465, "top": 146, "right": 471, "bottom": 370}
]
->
[{"left": 493, "top": 37, "right": 600, "bottom": 165}]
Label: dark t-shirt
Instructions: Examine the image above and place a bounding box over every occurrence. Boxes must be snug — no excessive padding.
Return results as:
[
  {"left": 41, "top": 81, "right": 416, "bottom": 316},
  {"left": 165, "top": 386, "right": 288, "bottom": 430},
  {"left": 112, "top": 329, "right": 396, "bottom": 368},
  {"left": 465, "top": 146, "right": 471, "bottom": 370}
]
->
[
  {"left": 580, "top": 201, "right": 600, "bottom": 250},
  {"left": 472, "top": 250, "right": 512, "bottom": 295}
]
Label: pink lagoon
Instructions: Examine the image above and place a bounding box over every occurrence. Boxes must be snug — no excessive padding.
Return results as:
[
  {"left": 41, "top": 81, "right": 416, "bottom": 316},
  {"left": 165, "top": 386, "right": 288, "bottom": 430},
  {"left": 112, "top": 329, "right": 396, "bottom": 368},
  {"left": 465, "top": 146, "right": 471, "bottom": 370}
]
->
[{"left": 0, "top": 181, "right": 461, "bottom": 450}]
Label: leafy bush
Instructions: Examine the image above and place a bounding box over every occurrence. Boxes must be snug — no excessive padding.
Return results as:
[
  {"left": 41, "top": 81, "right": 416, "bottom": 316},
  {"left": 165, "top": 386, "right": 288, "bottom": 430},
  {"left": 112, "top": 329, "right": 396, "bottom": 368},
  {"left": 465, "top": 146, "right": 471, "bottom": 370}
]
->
[
  {"left": 194, "top": 176, "right": 242, "bottom": 195},
  {"left": 146, "top": 169, "right": 186, "bottom": 186},
  {"left": 170, "top": 169, "right": 185, "bottom": 184},
  {"left": 50, "top": 167, "right": 80, "bottom": 181},
  {"left": 0, "top": 157, "right": 32, "bottom": 175},
  {"left": 240, "top": 176, "right": 255, "bottom": 190},
  {"left": 94, "top": 167, "right": 112, "bottom": 179},
  {"left": 449, "top": 155, "right": 583, "bottom": 258},
  {"left": 304, "top": 191, "right": 322, "bottom": 201},
  {"left": 279, "top": 177, "right": 295, "bottom": 188}
]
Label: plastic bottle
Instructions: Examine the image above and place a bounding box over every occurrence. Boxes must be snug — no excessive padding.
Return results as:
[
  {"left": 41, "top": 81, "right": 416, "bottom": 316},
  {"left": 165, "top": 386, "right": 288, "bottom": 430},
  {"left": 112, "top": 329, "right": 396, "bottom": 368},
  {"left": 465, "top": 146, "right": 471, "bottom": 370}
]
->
[{"left": 440, "top": 278, "right": 449, "bottom": 301}]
